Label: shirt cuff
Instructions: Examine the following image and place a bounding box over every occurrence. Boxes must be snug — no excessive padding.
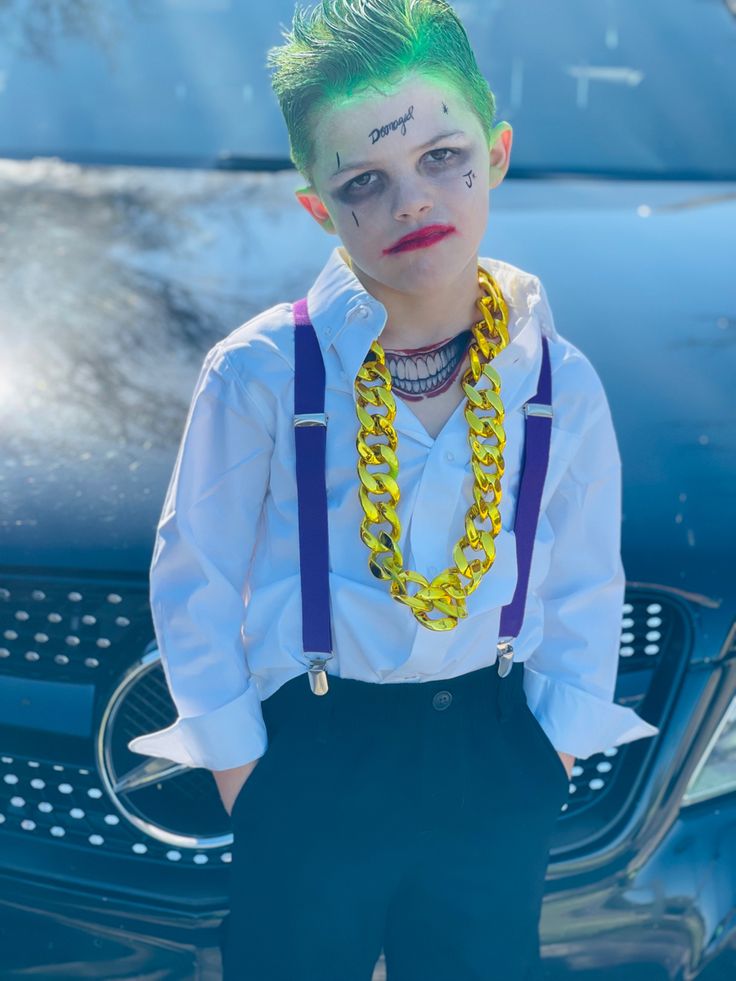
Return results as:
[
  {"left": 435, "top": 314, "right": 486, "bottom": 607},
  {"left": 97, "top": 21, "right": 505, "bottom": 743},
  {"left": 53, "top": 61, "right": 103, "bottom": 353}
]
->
[
  {"left": 126, "top": 683, "right": 268, "bottom": 770},
  {"left": 522, "top": 664, "right": 660, "bottom": 760}
]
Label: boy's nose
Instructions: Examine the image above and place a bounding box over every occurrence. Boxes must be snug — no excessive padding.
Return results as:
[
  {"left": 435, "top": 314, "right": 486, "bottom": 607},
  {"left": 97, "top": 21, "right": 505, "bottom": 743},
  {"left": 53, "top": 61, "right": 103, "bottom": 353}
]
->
[{"left": 391, "top": 179, "right": 434, "bottom": 222}]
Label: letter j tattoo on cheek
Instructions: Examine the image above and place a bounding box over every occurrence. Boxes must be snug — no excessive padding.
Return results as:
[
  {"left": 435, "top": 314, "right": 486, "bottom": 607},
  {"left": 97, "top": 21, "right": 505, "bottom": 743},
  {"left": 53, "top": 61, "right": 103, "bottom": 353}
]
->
[{"left": 463, "top": 169, "right": 477, "bottom": 188}]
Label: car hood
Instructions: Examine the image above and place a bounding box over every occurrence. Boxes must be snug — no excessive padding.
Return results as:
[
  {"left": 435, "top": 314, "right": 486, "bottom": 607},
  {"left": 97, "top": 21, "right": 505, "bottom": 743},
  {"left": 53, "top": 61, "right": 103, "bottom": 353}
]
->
[{"left": 1, "top": 158, "right": 733, "bottom": 606}]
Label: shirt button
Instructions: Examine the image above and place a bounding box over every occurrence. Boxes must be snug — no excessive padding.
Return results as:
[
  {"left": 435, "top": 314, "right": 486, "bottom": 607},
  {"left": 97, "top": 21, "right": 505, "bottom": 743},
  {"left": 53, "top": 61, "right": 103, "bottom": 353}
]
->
[
  {"left": 357, "top": 305, "right": 370, "bottom": 318},
  {"left": 432, "top": 691, "right": 453, "bottom": 711},
  {"left": 445, "top": 451, "right": 455, "bottom": 462}
]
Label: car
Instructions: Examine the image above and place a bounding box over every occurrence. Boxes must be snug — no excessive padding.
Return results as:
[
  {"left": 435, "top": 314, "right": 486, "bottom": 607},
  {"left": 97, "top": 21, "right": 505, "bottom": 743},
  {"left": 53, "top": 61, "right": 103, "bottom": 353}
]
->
[{"left": 1, "top": 1, "right": 735, "bottom": 979}]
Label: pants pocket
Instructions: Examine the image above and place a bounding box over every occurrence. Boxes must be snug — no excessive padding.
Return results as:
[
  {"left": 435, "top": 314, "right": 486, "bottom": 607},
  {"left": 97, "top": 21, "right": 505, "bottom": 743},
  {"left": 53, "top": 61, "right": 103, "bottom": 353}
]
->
[
  {"left": 519, "top": 700, "right": 570, "bottom": 798},
  {"left": 231, "top": 678, "right": 339, "bottom": 825}
]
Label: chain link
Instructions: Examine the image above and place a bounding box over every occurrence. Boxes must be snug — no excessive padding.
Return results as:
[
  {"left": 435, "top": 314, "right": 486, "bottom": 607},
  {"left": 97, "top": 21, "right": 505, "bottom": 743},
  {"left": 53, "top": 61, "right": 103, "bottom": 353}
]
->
[{"left": 354, "top": 267, "right": 510, "bottom": 630}]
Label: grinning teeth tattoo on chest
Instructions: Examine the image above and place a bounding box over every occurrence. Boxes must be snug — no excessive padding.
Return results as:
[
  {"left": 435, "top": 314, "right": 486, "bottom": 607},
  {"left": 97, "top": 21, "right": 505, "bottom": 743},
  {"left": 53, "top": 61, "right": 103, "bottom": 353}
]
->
[{"left": 382, "top": 328, "right": 472, "bottom": 401}]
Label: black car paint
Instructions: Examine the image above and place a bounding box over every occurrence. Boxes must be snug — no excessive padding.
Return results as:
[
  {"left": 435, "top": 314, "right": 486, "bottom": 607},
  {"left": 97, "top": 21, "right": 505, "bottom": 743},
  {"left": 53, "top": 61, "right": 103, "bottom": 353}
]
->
[{"left": 1, "top": 156, "right": 734, "bottom": 979}]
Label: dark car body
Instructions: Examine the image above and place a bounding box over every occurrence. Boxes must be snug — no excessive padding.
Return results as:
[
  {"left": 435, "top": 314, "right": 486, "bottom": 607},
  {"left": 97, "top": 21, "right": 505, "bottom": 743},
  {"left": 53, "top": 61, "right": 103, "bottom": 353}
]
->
[{"left": 1, "top": 2, "right": 735, "bottom": 979}]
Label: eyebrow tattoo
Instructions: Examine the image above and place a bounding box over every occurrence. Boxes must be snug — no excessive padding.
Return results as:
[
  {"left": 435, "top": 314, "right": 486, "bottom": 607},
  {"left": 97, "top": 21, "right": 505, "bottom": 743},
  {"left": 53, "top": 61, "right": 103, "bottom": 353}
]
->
[
  {"left": 330, "top": 128, "right": 467, "bottom": 178},
  {"left": 463, "top": 169, "right": 476, "bottom": 188},
  {"left": 368, "top": 104, "right": 415, "bottom": 146}
]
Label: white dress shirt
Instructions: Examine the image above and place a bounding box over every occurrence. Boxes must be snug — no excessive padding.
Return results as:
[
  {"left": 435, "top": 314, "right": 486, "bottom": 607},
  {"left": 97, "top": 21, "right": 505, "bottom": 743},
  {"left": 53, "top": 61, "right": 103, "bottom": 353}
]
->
[{"left": 128, "top": 246, "right": 660, "bottom": 771}]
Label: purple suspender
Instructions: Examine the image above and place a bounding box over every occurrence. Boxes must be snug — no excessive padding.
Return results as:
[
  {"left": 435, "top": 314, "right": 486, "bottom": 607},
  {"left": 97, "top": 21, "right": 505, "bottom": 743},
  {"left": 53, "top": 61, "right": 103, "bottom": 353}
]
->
[
  {"left": 292, "top": 296, "right": 552, "bottom": 695},
  {"left": 496, "top": 333, "right": 553, "bottom": 675},
  {"left": 293, "top": 298, "right": 335, "bottom": 694}
]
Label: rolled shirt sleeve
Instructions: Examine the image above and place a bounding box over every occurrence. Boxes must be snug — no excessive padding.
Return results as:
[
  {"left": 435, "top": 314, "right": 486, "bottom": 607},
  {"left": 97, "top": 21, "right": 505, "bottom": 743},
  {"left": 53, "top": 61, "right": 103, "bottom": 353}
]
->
[
  {"left": 522, "top": 374, "right": 660, "bottom": 760},
  {"left": 127, "top": 344, "right": 273, "bottom": 770}
]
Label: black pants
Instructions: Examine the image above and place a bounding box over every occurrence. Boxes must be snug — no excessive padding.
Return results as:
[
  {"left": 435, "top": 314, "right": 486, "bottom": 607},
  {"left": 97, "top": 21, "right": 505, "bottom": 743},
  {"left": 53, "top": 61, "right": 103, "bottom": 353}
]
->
[{"left": 220, "top": 660, "right": 570, "bottom": 981}]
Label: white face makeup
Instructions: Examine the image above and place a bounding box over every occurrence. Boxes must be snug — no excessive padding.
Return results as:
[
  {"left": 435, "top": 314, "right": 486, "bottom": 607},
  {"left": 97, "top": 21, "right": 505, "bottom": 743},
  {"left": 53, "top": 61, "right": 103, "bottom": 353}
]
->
[{"left": 300, "top": 72, "right": 511, "bottom": 308}]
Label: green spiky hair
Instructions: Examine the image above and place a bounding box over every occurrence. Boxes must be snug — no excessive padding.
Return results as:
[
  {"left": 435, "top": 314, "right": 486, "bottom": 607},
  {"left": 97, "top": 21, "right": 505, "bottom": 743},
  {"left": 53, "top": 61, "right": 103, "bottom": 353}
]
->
[{"left": 266, "top": 0, "right": 498, "bottom": 185}]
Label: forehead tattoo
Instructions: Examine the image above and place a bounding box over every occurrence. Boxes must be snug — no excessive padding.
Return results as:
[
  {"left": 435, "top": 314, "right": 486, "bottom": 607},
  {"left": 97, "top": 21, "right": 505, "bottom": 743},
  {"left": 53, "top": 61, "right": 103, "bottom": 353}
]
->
[
  {"left": 368, "top": 104, "right": 415, "bottom": 145},
  {"left": 442, "top": 102, "right": 448, "bottom": 114}
]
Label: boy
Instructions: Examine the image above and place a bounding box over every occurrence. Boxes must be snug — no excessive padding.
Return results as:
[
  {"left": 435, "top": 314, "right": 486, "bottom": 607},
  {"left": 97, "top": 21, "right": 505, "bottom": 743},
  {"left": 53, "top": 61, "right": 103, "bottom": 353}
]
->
[{"left": 129, "top": 1, "right": 659, "bottom": 978}]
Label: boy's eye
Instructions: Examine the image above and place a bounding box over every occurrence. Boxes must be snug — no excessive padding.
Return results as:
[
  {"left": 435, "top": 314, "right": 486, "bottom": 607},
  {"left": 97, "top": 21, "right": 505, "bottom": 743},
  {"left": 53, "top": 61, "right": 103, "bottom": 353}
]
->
[
  {"left": 347, "top": 172, "right": 376, "bottom": 192},
  {"left": 342, "top": 148, "right": 462, "bottom": 195},
  {"left": 426, "top": 147, "right": 459, "bottom": 163}
]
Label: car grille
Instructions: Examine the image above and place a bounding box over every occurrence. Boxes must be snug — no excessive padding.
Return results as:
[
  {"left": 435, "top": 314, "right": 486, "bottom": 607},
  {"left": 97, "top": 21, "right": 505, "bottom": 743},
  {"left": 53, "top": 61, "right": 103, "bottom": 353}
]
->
[
  {"left": 0, "top": 573, "right": 684, "bottom": 870},
  {"left": 0, "top": 576, "right": 151, "bottom": 681}
]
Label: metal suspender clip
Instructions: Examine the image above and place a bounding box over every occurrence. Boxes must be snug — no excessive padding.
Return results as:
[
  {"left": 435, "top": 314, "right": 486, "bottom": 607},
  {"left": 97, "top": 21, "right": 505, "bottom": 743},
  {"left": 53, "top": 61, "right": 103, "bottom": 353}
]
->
[
  {"left": 496, "top": 638, "right": 515, "bottom": 678},
  {"left": 294, "top": 413, "right": 327, "bottom": 427},
  {"left": 304, "top": 653, "right": 334, "bottom": 695}
]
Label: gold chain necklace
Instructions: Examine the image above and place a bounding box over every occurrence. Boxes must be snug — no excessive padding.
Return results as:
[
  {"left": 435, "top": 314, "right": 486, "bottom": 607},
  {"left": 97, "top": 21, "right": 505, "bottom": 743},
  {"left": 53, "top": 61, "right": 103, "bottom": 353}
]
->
[{"left": 354, "top": 266, "right": 510, "bottom": 630}]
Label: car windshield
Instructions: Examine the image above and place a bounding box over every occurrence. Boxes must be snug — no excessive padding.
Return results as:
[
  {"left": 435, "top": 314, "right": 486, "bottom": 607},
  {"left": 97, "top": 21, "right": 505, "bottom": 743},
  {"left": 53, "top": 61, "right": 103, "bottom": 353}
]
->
[{"left": 0, "top": 0, "right": 734, "bottom": 179}]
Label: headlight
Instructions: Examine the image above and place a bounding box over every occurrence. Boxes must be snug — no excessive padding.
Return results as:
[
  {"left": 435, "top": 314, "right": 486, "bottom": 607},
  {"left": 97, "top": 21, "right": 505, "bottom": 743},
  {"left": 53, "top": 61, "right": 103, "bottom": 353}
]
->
[{"left": 681, "top": 694, "right": 736, "bottom": 806}]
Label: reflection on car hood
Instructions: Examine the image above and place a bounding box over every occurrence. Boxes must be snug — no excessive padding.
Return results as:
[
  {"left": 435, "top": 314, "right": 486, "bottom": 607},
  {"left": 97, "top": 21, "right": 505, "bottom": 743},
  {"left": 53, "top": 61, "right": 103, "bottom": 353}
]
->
[{"left": 0, "top": 158, "right": 733, "bottom": 600}]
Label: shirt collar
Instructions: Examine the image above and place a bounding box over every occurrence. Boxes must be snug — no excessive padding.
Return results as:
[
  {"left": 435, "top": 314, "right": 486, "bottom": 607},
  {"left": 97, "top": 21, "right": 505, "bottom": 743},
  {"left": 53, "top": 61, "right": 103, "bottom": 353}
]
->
[{"left": 305, "top": 245, "right": 557, "bottom": 436}]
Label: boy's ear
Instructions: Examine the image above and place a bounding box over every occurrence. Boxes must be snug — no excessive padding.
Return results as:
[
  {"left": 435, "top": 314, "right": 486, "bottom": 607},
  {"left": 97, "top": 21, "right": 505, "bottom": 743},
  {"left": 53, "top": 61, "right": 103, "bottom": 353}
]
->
[
  {"left": 294, "top": 184, "right": 337, "bottom": 234},
  {"left": 487, "top": 121, "right": 513, "bottom": 190}
]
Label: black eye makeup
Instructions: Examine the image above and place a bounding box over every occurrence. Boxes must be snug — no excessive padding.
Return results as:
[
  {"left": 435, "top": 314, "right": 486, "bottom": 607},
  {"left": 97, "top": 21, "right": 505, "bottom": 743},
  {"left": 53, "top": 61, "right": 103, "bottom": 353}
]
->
[
  {"left": 426, "top": 148, "right": 460, "bottom": 165},
  {"left": 334, "top": 147, "right": 466, "bottom": 202}
]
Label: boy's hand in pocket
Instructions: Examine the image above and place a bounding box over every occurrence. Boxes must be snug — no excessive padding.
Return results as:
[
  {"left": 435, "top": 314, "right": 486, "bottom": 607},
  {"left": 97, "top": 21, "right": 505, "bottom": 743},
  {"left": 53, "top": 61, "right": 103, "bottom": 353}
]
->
[
  {"left": 557, "top": 751, "right": 575, "bottom": 780},
  {"left": 212, "top": 758, "right": 260, "bottom": 817}
]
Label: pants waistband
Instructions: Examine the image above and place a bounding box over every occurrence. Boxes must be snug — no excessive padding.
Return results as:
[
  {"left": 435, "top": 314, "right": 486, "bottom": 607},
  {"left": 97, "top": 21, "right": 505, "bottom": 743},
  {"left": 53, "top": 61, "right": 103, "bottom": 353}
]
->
[
  {"left": 319, "top": 659, "right": 524, "bottom": 700},
  {"left": 264, "top": 659, "right": 526, "bottom": 723}
]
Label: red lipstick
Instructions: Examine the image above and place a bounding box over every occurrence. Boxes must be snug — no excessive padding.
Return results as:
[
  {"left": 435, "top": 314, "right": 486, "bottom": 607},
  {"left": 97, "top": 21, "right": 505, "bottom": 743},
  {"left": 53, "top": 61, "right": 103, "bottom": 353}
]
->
[{"left": 383, "top": 224, "right": 456, "bottom": 255}]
